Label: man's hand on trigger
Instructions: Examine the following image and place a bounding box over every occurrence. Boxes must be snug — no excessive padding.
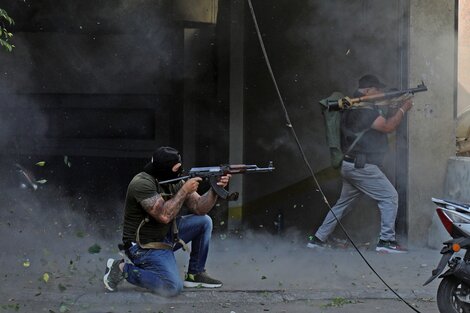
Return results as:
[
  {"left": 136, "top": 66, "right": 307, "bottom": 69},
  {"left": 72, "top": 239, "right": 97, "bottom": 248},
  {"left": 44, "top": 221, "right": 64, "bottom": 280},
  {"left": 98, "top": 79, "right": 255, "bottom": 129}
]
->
[
  {"left": 217, "top": 174, "right": 231, "bottom": 188},
  {"left": 182, "top": 177, "right": 202, "bottom": 194}
]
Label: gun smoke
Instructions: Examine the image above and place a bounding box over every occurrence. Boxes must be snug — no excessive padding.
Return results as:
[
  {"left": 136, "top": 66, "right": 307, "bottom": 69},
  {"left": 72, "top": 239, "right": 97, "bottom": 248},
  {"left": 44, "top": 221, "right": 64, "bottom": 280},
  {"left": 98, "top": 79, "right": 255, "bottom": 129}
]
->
[{"left": 0, "top": 1, "right": 462, "bottom": 310}]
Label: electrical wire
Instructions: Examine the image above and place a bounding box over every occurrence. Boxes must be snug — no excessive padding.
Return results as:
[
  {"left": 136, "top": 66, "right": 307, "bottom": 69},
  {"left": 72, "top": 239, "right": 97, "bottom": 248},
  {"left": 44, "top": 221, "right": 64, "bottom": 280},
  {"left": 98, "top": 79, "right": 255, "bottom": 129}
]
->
[{"left": 246, "top": 1, "right": 421, "bottom": 312}]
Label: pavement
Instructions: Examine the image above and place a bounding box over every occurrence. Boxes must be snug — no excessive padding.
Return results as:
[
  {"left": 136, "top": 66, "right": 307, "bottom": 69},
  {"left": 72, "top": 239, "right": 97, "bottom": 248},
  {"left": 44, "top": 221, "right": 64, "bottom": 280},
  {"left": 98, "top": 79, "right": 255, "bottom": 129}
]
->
[{"left": 0, "top": 231, "right": 445, "bottom": 313}]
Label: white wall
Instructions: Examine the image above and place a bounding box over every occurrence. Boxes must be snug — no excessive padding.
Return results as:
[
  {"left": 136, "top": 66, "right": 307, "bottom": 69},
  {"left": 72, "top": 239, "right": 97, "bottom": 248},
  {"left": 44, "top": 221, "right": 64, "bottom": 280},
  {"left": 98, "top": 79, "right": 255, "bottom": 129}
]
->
[{"left": 408, "top": 0, "right": 457, "bottom": 245}]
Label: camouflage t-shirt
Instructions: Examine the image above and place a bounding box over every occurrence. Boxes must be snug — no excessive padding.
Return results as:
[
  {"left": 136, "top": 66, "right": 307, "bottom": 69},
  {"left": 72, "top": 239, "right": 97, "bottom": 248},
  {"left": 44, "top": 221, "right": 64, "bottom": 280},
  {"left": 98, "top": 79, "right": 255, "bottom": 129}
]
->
[{"left": 122, "top": 172, "right": 183, "bottom": 244}]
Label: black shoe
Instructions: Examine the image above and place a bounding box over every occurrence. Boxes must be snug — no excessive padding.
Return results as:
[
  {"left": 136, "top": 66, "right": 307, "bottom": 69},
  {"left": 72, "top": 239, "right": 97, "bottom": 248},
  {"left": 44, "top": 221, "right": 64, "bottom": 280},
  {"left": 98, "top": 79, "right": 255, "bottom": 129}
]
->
[
  {"left": 375, "top": 239, "right": 407, "bottom": 254},
  {"left": 183, "top": 272, "right": 222, "bottom": 288},
  {"left": 103, "top": 258, "right": 125, "bottom": 291},
  {"left": 306, "top": 235, "right": 326, "bottom": 249}
]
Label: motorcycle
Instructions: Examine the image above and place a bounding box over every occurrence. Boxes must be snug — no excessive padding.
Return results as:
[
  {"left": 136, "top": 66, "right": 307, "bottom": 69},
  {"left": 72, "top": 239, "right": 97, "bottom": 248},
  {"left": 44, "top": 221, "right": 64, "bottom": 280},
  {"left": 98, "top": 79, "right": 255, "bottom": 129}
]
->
[{"left": 424, "top": 197, "right": 470, "bottom": 313}]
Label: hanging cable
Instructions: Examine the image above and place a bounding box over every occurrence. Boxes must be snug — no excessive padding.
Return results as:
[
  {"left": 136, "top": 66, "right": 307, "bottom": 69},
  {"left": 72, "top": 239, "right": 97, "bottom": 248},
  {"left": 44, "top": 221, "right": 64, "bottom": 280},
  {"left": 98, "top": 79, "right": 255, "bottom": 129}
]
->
[{"left": 246, "top": 1, "right": 421, "bottom": 312}]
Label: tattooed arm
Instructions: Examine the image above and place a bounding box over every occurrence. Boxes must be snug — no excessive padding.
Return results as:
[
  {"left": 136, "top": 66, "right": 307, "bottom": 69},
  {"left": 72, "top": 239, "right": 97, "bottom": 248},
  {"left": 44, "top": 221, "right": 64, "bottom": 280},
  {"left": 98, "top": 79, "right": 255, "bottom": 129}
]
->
[
  {"left": 185, "top": 189, "right": 217, "bottom": 215},
  {"left": 185, "top": 174, "right": 231, "bottom": 215},
  {"left": 140, "top": 177, "right": 202, "bottom": 224}
]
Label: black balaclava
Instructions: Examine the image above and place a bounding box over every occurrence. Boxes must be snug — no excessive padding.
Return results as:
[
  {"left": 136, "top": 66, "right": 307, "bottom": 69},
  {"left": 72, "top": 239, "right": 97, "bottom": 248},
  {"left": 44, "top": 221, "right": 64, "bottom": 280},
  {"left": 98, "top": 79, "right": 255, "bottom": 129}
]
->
[{"left": 143, "top": 146, "right": 182, "bottom": 181}]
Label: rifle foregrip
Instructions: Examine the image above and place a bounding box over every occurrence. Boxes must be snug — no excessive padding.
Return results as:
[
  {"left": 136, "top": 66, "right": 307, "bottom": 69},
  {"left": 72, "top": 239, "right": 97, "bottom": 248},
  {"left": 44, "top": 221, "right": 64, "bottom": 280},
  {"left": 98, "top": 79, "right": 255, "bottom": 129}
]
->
[
  {"left": 209, "top": 176, "right": 239, "bottom": 201},
  {"left": 209, "top": 176, "right": 229, "bottom": 199}
]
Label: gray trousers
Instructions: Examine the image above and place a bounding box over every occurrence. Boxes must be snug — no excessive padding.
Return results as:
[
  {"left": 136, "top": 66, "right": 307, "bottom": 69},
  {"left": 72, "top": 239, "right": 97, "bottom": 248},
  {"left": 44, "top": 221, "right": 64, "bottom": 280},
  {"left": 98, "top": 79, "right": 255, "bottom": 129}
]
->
[{"left": 315, "top": 161, "right": 399, "bottom": 242}]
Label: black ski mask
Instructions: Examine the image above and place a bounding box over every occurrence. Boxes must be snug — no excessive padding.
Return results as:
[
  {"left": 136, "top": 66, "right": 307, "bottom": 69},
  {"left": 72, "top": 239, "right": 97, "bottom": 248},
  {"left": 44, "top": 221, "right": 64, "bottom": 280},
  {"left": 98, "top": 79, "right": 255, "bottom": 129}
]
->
[{"left": 143, "top": 146, "right": 182, "bottom": 181}]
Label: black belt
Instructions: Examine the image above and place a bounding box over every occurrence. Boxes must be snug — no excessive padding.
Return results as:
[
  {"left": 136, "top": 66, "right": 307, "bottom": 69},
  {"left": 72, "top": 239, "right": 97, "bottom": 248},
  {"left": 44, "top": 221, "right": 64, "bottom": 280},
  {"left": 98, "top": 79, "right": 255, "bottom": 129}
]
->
[{"left": 343, "top": 154, "right": 383, "bottom": 167}]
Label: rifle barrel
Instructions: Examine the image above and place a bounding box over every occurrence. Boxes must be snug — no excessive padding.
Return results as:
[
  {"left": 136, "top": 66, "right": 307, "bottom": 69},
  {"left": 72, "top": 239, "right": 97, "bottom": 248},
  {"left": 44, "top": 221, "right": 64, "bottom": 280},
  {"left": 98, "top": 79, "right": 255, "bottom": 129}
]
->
[{"left": 245, "top": 167, "right": 275, "bottom": 172}]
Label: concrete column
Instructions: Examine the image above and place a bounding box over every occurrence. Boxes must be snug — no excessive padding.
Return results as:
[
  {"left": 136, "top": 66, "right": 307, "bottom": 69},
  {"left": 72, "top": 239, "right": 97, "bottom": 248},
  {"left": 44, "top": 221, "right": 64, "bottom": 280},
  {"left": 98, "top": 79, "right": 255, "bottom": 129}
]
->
[
  {"left": 408, "top": 0, "right": 456, "bottom": 244},
  {"left": 458, "top": 0, "right": 470, "bottom": 114},
  {"left": 228, "top": 0, "right": 244, "bottom": 231}
]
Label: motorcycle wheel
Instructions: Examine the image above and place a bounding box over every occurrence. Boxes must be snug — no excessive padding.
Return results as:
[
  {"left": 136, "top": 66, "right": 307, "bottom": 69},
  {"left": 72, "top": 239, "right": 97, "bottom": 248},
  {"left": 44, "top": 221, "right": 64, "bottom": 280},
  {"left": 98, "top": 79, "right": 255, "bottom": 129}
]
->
[{"left": 437, "top": 277, "right": 470, "bottom": 313}]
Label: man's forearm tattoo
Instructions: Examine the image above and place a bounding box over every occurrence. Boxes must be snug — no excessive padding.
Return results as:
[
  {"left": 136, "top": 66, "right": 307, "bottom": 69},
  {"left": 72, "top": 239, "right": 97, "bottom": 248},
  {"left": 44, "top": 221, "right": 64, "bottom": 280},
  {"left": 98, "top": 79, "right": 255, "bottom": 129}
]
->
[
  {"left": 140, "top": 195, "right": 163, "bottom": 216},
  {"left": 141, "top": 189, "right": 188, "bottom": 222},
  {"left": 188, "top": 189, "right": 218, "bottom": 214}
]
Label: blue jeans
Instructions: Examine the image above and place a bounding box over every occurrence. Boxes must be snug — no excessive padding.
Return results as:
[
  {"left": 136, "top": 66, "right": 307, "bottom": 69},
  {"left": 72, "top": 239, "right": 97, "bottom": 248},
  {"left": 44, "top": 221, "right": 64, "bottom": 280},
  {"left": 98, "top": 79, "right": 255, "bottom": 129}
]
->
[
  {"left": 315, "top": 161, "right": 399, "bottom": 242},
  {"left": 123, "top": 214, "right": 213, "bottom": 297}
]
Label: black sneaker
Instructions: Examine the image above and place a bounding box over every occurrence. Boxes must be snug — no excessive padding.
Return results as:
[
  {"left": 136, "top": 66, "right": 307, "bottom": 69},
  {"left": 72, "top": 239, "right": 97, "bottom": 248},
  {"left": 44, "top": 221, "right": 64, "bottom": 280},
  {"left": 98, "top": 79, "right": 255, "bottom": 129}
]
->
[
  {"left": 183, "top": 272, "right": 222, "bottom": 288},
  {"left": 375, "top": 239, "right": 407, "bottom": 254},
  {"left": 306, "top": 235, "right": 326, "bottom": 249},
  {"left": 103, "top": 258, "right": 125, "bottom": 291}
]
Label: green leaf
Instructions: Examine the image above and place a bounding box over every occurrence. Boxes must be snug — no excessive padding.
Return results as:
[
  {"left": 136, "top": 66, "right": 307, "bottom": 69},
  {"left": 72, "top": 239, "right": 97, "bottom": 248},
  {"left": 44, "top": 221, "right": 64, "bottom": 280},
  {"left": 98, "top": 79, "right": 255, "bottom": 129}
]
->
[
  {"left": 88, "top": 243, "right": 101, "bottom": 254},
  {"left": 0, "top": 9, "right": 14, "bottom": 25},
  {"left": 0, "top": 8, "right": 15, "bottom": 52}
]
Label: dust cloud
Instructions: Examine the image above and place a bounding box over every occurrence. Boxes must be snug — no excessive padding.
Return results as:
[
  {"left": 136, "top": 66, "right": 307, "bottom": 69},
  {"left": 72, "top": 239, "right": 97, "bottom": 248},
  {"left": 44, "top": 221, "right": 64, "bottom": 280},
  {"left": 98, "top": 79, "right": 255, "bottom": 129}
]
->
[{"left": 0, "top": 3, "right": 457, "bottom": 311}]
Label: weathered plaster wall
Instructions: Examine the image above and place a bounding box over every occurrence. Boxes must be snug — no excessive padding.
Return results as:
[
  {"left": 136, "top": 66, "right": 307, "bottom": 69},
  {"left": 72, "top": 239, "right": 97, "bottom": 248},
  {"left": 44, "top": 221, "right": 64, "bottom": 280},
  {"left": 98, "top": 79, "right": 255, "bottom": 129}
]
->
[
  {"left": 444, "top": 157, "right": 470, "bottom": 203},
  {"left": 458, "top": 0, "right": 470, "bottom": 114},
  {"left": 408, "top": 0, "right": 456, "bottom": 245},
  {"left": 427, "top": 157, "right": 470, "bottom": 247}
]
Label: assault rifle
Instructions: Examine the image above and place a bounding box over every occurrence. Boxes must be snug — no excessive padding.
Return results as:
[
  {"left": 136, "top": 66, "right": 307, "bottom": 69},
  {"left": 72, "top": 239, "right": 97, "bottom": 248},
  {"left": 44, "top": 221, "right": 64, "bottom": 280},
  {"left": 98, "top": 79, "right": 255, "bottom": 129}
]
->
[
  {"left": 159, "top": 162, "right": 275, "bottom": 201},
  {"left": 321, "top": 82, "right": 428, "bottom": 111}
]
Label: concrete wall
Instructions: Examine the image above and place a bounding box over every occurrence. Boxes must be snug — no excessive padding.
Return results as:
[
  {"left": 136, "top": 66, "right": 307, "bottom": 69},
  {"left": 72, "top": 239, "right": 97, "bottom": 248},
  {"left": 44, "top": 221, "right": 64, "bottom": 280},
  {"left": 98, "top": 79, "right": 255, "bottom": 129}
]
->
[
  {"left": 427, "top": 157, "right": 470, "bottom": 247},
  {"left": 408, "top": 0, "right": 457, "bottom": 245},
  {"left": 0, "top": 0, "right": 183, "bottom": 158},
  {"left": 0, "top": 1, "right": 231, "bottom": 227},
  {"left": 444, "top": 157, "right": 470, "bottom": 203},
  {"left": 458, "top": 0, "right": 470, "bottom": 114}
]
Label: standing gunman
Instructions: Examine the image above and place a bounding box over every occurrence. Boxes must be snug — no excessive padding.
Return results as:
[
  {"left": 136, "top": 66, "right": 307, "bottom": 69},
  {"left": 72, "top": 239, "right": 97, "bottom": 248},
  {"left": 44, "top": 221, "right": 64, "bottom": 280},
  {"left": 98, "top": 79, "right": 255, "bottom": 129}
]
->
[
  {"left": 308, "top": 74, "right": 412, "bottom": 253},
  {"left": 103, "top": 146, "right": 231, "bottom": 296}
]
